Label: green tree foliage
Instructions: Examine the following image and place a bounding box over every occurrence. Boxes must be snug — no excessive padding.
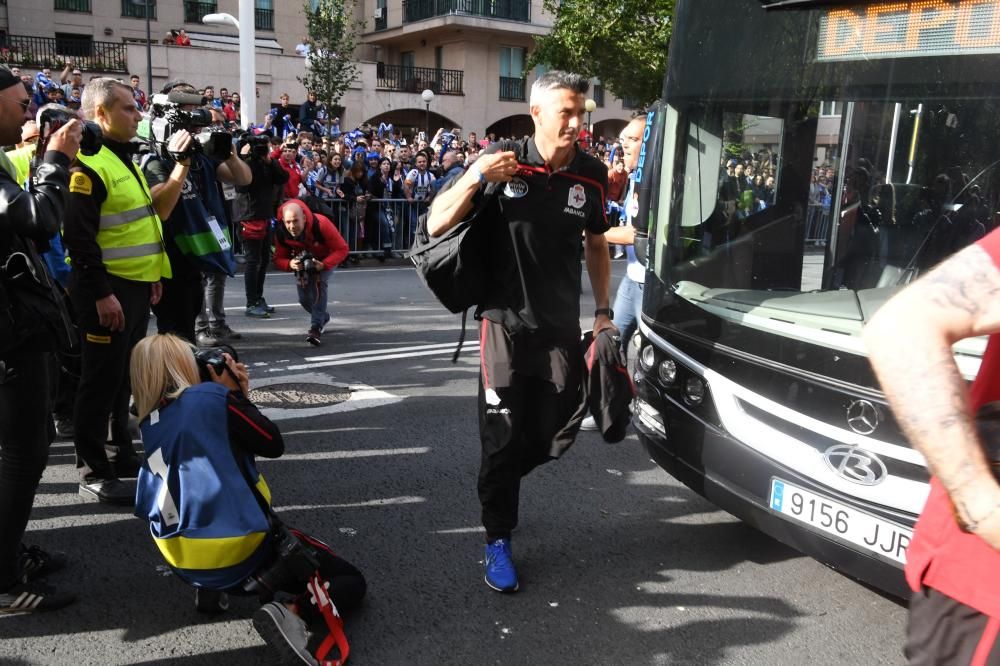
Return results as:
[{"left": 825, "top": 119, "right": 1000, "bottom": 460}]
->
[
  {"left": 299, "top": 0, "right": 362, "bottom": 127},
  {"left": 527, "top": 0, "right": 674, "bottom": 109}
]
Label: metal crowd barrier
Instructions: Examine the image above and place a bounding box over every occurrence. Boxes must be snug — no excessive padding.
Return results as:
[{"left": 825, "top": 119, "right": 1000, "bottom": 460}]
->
[
  {"left": 296, "top": 196, "right": 429, "bottom": 258},
  {"left": 805, "top": 203, "right": 830, "bottom": 245}
]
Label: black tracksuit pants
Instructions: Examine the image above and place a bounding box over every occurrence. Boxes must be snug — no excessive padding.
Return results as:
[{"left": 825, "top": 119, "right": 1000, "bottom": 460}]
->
[
  {"left": 477, "top": 319, "right": 583, "bottom": 541},
  {"left": 70, "top": 273, "right": 152, "bottom": 483}
]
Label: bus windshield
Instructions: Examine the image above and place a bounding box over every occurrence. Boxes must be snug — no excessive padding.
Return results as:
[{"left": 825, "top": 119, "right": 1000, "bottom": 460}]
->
[{"left": 651, "top": 0, "right": 1000, "bottom": 373}]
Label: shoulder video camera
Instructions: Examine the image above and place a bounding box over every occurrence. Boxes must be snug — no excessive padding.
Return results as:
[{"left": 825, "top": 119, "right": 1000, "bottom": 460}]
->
[{"left": 149, "top": 90, "right": 232, "bottom": 162}]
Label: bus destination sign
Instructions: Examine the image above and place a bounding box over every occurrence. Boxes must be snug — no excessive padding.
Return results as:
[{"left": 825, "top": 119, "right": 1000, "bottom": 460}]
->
[{"left": 817, "top": 0, "right": 1000, "bottom": 62}]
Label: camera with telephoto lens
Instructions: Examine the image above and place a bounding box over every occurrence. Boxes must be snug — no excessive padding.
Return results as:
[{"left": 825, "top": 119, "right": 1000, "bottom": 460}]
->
[
  {"left": 31, "top": 105, "right": 102, "bottom": 179},
  {"left": 193, "top": 344, "right": 238, "bottom": 383},
  {"left": 234, "top": 130, "right": 271, "bottom": 160},
  {"left": 148, "top": 92, "right": 232, "bottom": 162}
]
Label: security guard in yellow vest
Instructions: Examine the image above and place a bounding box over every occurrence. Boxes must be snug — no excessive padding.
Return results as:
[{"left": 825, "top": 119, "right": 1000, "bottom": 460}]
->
[{"left": 63, "top": 78, "right": 192, "bottom": 506}]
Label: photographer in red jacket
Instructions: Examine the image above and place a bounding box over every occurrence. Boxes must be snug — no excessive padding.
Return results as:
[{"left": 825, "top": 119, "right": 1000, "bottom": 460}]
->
[{"left": 274, "top": 199, "right": 348, "bottom": 346}]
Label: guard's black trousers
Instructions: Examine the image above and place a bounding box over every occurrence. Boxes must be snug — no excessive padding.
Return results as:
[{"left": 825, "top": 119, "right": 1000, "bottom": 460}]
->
[
  {"left": 477, "top": 319, "right": 583, "bottom": 541},
  {"left": 70, "top": 273, "right": 152, "bottom": 483}
]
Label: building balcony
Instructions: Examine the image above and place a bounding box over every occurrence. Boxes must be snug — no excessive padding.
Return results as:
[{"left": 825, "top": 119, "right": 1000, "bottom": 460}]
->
[
  {"left": 402, "top": 0, "right": 530, "bottom": 23},
  {"left": 1, "top": 34, "right": 128, "bottom": 73},
  {"left": 377, "top": 63, "right": 463, "bottom": 95},
  {"left": 183, "top": 1, "right": 217, "bottom": 24},
  {"left": 498, "top": 76, "right": 524, "bottom": 102}
]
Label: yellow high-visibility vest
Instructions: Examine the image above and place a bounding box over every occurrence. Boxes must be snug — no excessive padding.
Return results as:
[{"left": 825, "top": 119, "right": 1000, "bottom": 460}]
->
[{"left": 76, "top": 146, "right": 171, "bottom": 281}]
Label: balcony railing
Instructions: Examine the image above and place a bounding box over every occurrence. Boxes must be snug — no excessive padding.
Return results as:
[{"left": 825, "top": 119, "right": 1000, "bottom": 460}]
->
[
  {"left": 1, "top": 34, "right": 128, "bottom": 73},
  {"left": 376, "top": 63, "right": 463, "bottom": 95},
  {"left": 55, "top": 0, "right": 90, "bottom": 11},
  {"left": 403, "top": 0, "right": 530, "bottom": 24},
  {"left": 255, "top": 7, "right": 274, "bottom": 30},
  {"left": 498, "top": 76, "right": 525, "bottom": 102},
  {"left": 374, "top": 11, "right": 388, "bottom": 31},
  {"left": 121, "top": 0, "right": 156, "bottom": 19},
  {"left": 184, "top": 0, "right": 217, "bottom": 24}
]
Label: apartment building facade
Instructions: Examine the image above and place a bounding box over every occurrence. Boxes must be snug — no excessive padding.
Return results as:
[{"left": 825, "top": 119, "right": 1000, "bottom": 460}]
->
[{"left": 2, "top": 0, "right": 635, "bottom": 139}]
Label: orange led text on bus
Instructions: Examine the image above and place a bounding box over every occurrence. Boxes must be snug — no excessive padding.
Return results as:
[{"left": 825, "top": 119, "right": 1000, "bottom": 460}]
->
[{"left": 820, "top": 0, "right": 1000, "bottom": 59}]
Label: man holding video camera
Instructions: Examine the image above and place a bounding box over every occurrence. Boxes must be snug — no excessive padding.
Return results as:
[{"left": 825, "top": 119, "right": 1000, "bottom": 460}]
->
[
  {"left": 143, "top": 82, "right": 251, "bottom": 347},
  {"left": 63, "top": 77, "right": 184, "bottom": 506},
  {"left": 273, "top": 199, "right": 348, "bottom": 347}
]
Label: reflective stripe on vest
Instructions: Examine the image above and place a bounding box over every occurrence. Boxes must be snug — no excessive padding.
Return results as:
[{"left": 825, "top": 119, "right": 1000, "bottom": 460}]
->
[
  {"left": 76, "top": 146, "right": 171, "bottom": 282},
  {"left": 101, "top": 204, "right": 157, "bottom": 229}
]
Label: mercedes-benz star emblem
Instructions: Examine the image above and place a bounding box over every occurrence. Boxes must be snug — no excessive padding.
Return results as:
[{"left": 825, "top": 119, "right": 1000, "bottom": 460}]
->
[
  {"left": 846, "top": 399, "right": 879, "bottom": 435},
  {"left": 823, "top": 445, "right": 888, "bottom": 486}
]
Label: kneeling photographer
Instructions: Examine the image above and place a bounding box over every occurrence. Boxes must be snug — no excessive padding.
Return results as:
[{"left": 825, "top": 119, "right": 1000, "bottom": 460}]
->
[
  {"left": 274, "top": 199, "right": 348, "bottom": 347},
  {"left": 130, "top": 333, "right": 366, "bottom": 665}
]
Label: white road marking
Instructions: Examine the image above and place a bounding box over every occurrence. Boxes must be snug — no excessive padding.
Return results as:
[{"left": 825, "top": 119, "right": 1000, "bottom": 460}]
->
[
  {"left": 276, "top": 496, "right": 426, "bottom": 511},
  {"left": 251, "top": 372, "right": 404, "bottom": 420},
  {"left": 278, "top": 343, "right": 480, "bottom": 371},
  {"left": 275, "top": 447, "right": 430, "bottom": 461}
]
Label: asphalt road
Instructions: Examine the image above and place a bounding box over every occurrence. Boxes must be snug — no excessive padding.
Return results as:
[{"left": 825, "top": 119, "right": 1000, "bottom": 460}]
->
[{"left": 0, "top": 260, "right": 908, "bottom": 665}]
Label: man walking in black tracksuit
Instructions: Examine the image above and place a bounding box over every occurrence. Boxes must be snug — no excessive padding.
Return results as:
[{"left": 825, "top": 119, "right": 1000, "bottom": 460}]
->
[{"left": 426, "top": 70, "right": 612, "bottom": 593}]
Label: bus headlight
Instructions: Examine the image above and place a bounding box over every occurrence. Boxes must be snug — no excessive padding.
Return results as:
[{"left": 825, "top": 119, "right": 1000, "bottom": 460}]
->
[
  {"left": 684, "top": 377, "right": 706, "bottom": 405},
  {"left": 658, "top": 359, "right": 677, "bottom": 386},
  {"left": 639, "top": 344, "right": 656, "bottom": 371}
]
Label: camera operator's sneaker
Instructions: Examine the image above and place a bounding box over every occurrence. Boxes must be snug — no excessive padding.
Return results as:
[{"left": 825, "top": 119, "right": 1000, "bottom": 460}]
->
[
  {"left": 252, "top": 601, "right": 318, "bottom": 665},
  {"left": 211, "top": 323, "right": 242, "bottom": 341},
  {"left": 579, "top": 415, "right": 598, "bottom": 431},
  {"left": 79, "top": 478, "right": 135, "bottom": 506},
  {"left": 195, "top": 329, "right": 222, "bottom": 347},
  {"left": 245, "top": 303, "right": 270, "bottom": 318},
  {"left": 306, "top": 327, "right": 322, "bottom": 347},
  {"left": 18, "top": 544, "right": 67, "bottom": 582},
  {"left": 484, "top": 538, "right": 519, "bottom": 593},
  {"left": 0, "top": 580, "right": 76, "bottom": 614}
]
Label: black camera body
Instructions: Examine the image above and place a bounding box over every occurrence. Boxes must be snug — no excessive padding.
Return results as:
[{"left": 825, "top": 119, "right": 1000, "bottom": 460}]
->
[
  {"left": 235, "top": 130, "right": 271, "bottom": 160},
  {"left": 149, "top": 93, "right": 232, "bottom": 163},
  {"left": 193, "top": 344, "right": 238, "bottom": 383},
  {"left": 33, "top": 105, "right": 102, "bottom": 175}
]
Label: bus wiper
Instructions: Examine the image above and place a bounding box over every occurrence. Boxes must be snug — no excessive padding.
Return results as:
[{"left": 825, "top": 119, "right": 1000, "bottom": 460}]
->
[{"left": 759, "top": 0, "right": 867, "bottom": 9}]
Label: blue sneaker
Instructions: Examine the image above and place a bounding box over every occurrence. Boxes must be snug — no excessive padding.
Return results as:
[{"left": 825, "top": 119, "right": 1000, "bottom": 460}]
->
[{"left": 484, "top": 538, "right": 519, "bottom": 593}]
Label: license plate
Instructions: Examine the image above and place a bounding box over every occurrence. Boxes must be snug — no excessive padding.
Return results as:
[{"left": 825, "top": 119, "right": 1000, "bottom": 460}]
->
[{"left": 769, "top": 478, "right": 912, "bottom": 565}]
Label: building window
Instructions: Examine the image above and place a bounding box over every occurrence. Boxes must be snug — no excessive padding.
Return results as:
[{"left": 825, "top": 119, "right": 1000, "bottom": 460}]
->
[
  {"left": 819, "top": 101, "right": 841, "bottom": 117},
  {"left": 183, "top": 0, "right": 217, "bottom": 24},
  {"left": 374, "top": 0, "right": 387, "bottom": 31},
  {"left": 54, "top": 0, "right": 90, "bottom": 11},
  {"left": 592, "top": 82, "right": 604, "bottom": 108},
  {"left": 122, "top": 0, "right": 156, "bottom": 19},
  {"left": 255, "top": 0, "right": 274, "bottom": 31},
  {"left": 499, "top": 47, "right": 526, "bottom": 101}
]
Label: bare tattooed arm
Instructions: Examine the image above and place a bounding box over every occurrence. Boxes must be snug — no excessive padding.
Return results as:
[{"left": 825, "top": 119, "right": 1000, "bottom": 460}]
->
[{"left": 864, "top": 242, "right": 1000, "bottom": 551}]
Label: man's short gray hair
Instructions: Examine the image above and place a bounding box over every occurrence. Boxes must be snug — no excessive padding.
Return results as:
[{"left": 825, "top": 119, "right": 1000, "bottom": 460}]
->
[
  {"left": 529, "top": 70, "right": 589, "bottom": 107},
  {"left": 81, "top": 77, "right": 132, "bottom": 120}
]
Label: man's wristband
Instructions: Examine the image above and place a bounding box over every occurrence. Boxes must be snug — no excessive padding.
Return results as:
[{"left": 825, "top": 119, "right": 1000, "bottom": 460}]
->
[
  {"left": 595, "top": 307, "right": 614, "bottom": 319},
  {"left": 468, "top": 164, "right": 486, "bottom": 185}
]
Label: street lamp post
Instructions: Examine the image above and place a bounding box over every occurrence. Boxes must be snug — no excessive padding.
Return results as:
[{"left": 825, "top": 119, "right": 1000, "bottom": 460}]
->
[
  {"left": 203, "top": 1, "right": 256, "bottom": 129},
  {"left": 584, "top": 98, "right": 597, "bottom": 146},
  {"left": 131, "top": 0, "right": 153, "bottom": 98},
  {"left": 421, "top": 88, "right": 434, "bottom": 137}
]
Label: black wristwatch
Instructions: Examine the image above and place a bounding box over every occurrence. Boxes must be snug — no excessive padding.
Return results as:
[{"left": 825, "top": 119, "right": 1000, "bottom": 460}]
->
[{"left": 595, "top": 307, "right": 614, "bottom": 319}]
